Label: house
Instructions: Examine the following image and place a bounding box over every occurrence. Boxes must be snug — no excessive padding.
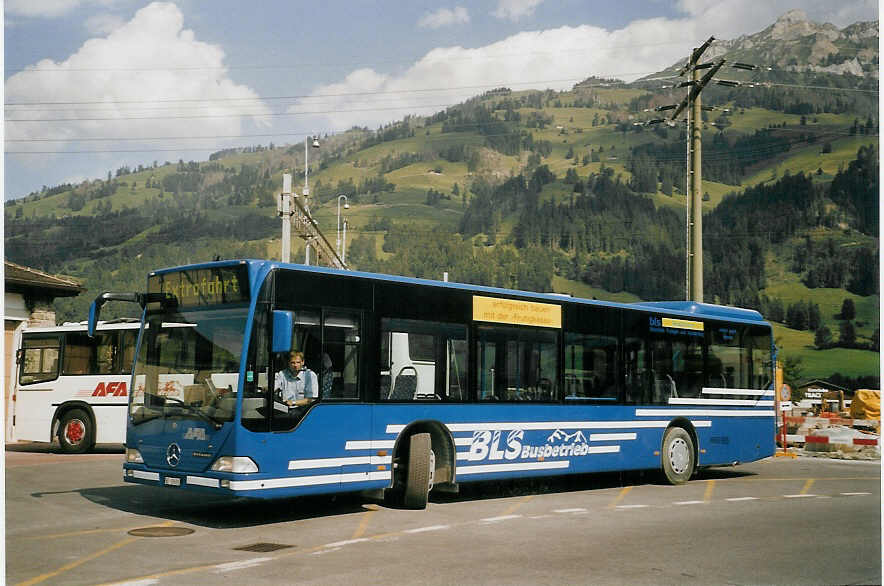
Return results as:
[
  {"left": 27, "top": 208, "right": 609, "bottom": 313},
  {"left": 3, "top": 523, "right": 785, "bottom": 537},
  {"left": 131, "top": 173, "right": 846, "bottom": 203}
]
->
[{"left": 4, "top": 261, "right": 84, "bottom": 440}]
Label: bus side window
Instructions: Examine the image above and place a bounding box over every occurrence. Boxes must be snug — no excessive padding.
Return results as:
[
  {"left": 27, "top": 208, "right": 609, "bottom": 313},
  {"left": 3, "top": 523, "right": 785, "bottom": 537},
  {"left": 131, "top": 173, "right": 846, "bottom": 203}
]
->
[
  {"left": 120, "top": 330, "right": 138, "bottom": 374},
  {"left": 20, "top": 336, "right": 60, "bottom": 385},
  {"left": 322, "top": 312, "right": 360, "bottom": 400},
  {"left": 379, "top": 318, "right": 467, "bottom": 401},
  {"left": 476, "top": 325, "right": 558, "bottom": 402}
]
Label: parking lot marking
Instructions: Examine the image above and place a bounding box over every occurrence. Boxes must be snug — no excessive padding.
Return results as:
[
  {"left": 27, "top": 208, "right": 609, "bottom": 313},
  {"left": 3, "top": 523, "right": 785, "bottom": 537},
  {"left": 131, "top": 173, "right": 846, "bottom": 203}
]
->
[
  {"left": 704, "top": 479, "right": 716, "bottom": 502},
  {"left": 674, "top": 500, "right": 705, "bottom": 505},
  {"left": 212, "top": 557, "right": 273, "bottom": 574},
  {"left": 608, "top": 486, "right": 633, "bottom": 508},
  {"left": 351, "top": 509, "right": 377, "bottom": 539},
  {"left": 726, "top": 497, "right": 759, "bottom": 502},
  {"left": 800, "top": 479, "right": 816, "bottom": 495},
  {"left": 841, "top": 492, "right": 871, "bottom": 496},
  {"left": 783, "top": 494, "right": 816, "bottom": 498},
  {"left": 18, "top": 535, "right": 139, "bottom": 586},
  {"left": 501, "top": 495, "right": 533, "bottom": 517},
  {"left": 404, "top": 525, "right": 450, "bottom": 534},
  {"left": 616, "top": 504, "right": 650, "bottom": 509},
  {"left": 481, "top": 514, "right": 523, "bottom": 523},
  {"left": 553, "top": 508, "right": 587, "bottom": 514}
]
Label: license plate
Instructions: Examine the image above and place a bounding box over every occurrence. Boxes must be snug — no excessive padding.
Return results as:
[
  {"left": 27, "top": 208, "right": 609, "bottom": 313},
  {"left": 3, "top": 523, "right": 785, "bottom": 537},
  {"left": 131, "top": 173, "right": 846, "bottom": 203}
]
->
[{"left": 164, "top": 476, "right": 181, "bottom": 487}]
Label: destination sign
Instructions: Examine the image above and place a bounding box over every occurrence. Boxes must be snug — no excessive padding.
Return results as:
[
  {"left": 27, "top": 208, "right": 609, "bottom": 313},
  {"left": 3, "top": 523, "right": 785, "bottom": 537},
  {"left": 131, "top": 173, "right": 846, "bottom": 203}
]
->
[
  {"left": 473, "top": 295, "right": 562, "bottom": 328},
  {"left": 148, "top": 266, "right": 249, "bottom": 308}
]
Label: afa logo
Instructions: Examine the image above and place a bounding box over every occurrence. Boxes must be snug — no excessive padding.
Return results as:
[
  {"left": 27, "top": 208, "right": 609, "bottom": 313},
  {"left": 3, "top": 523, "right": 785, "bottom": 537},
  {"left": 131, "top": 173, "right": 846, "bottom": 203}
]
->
[{"left": 92, "top": 381, "right": 128, "bottom": 397}]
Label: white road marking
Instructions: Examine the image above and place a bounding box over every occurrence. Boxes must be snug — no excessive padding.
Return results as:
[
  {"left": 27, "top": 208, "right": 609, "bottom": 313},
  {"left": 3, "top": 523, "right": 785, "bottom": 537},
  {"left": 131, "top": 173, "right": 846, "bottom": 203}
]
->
[
  {"left": 553, "top": 508, "right": 587, "bottom": 513},
  {"left": 481, "top": 515, "right": 523, "bottom": 523},
  {"left": 213, "top": 557, "right": 273, "bottom": 573},
  {"left": 674, "top": 500, "right": 706, "bottom": 505},
  {"left": 841, "top": 492, "right": 871, "bottom": 496},
  {"left": 404, "top": 525, "right": 450, "bottom": 534},
  {"left": 783, "top": 494, "right": 817, "bottom": 499},
  {"left": 726, "top": 497, "right": 759, "bottom": 502},
  {"left": 616, "top": 504, "right": 650, "bottom": 509}
]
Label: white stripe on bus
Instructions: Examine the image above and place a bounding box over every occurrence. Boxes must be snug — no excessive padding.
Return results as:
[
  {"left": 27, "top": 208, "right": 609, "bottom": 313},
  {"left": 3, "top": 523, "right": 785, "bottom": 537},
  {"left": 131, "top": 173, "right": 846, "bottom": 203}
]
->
[
  {"left": 669, "top": 398, "right": 775, "bottom": 407},
  {"left": 589, "top": 432, "right": 637, "bottom": 441},
  {"left": 636, "top": 409, "right": 775, "bottom": 417},
  {"left": 387, "top": 420, "right": 685, "bottom": 435},
  {"left": 288, "top": 455, "right": 392, "bottom": 470},
  {"left": 456, "top": 461, "right": 570, "bottom": 475},
  {"left": 456, "top": 444, "right": 620, "bottom": 463},
  {"left": 228, "top": 470, "right": 391, "bottom": 491},
  {"left": 344, "top": 440, "right": 395, "bottom": 450},
  {"left": 186, "top": 476, "right": 220, "bottom": 488},
  {"left": 703, "top": 387, "right": 774, "bottom": 396}
]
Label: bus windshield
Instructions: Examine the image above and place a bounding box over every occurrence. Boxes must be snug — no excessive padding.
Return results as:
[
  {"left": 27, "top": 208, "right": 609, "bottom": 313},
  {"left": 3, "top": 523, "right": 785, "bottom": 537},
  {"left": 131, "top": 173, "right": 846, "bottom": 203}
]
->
[{"left": 130, "top": 307, "right": 248, "bottom": 426}]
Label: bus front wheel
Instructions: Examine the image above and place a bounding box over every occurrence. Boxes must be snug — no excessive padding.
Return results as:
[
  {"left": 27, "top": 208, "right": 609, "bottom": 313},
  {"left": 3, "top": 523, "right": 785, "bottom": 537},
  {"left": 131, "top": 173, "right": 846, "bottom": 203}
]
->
[
  {"left": 403, "top": 433, "right": 434, "bottom": 509},
  {"left": 58, "top": 409, "right": 93, "bottom": 454},
  {"left": 661, "top": 427, "right": 694, "bottom": 485}
]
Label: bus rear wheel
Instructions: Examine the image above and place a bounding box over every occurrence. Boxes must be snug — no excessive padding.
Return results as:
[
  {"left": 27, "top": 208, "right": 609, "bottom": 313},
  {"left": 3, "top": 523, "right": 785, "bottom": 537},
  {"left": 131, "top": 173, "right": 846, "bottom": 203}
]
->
[
  {"left": 661, "top": 427, "right": 694, "bottom": 485},
  {"left": 403, "top": 433, "right": 434, "bottom": 509},
  {"left": 58, "top": 409, "right": 93, "bottom": 454}
]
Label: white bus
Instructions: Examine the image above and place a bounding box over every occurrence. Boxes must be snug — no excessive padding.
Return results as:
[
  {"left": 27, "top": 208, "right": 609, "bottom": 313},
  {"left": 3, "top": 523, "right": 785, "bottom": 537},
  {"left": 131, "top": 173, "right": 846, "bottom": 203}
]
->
[{"left": 12, "top": 319, "right": 140, "bottom": 453}]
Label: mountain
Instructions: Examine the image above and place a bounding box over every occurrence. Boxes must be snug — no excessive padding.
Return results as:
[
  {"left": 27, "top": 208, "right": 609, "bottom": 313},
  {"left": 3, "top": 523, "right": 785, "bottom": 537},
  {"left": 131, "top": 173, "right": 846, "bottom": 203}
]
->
[
  {"left": 4, "top": 12, "right": 879, "bottom": 386},
  {"left": 652, "top": 10, "right": 878, "bottom": 80}
]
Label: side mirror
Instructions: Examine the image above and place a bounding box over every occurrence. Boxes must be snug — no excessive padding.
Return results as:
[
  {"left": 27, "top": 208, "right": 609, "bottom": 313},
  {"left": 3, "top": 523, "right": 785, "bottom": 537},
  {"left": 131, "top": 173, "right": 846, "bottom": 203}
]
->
[{"left": 272, "top": 310, "right": 294, "bottom": 354}]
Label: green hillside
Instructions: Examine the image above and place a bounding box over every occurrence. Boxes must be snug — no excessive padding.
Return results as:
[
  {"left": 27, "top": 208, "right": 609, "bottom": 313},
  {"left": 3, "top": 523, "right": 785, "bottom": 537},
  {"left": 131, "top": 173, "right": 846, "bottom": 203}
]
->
[{"left": 5, "top": 78, "right": 879, "bottom": 387}]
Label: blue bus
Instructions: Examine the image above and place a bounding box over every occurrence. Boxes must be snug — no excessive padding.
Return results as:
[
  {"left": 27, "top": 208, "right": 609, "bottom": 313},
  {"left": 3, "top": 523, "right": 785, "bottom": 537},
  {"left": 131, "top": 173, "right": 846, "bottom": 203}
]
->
[{"left": 89, "top": 259, "right": 775, "bottom": 509}]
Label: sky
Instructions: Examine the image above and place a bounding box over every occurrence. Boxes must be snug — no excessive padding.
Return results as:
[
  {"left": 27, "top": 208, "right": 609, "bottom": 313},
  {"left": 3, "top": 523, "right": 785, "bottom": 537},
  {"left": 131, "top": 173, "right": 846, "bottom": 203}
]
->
[{"left": 3, "top": 0, "right": 879, "bottom": 200}]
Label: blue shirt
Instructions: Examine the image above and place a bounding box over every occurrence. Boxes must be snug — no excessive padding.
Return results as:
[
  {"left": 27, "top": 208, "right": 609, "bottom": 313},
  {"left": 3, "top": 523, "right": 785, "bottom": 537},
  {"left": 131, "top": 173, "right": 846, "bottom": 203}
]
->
[{"left": 274, "top": 367, "right": 318, "bottom": 403}]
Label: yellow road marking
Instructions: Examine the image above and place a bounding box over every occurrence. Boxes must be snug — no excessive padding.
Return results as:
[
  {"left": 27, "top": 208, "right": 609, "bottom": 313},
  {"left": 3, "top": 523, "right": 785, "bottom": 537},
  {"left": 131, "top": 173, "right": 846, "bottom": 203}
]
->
[
  {"left": 608, "top": 486, "right": 633, "bottom": 508},
  {"left": 501, "top": 495, "right": 533, "bottom": 517},
  {"left": 800, "top": 479, "right": 816, "bottom": 495},
  {"left": 703, "top": 479, "right": 716, "bottom": 502},
  {"left": 18, "top": 521, "right": 174, "bottom": 586},
  {"left": 18, "top": 537, "right": 138, "bottom": 586},
  {"left": 351, "top": 508, "right": 377, "bottom": 539}
]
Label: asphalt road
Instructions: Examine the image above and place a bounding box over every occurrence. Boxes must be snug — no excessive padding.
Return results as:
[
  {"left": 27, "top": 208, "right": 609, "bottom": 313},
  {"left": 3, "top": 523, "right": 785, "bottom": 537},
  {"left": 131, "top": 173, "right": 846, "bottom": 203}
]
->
[{"left": 5, "top": 443, "right": 881, "bottom": 586}]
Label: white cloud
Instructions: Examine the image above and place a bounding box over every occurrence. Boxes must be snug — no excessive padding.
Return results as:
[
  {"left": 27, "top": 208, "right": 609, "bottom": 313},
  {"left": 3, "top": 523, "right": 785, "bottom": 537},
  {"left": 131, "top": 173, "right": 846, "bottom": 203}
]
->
[
  {"left": 85, "top": 12, "right": 126, "bottom": 34},
  {"left": 5, "top": 2, "right": 270, "bottom": 157},
  {"left": 418, "top": 6, "right": 470, "bottom": 29},
  {"left": 295, "top": 0, "right": 877, "bottom": 135},
  {"left": 492, "top": 0, "right": 544, "bottom": 21},
  {"left": 6, "top": 0, "right": 122, "bottom": 18}
]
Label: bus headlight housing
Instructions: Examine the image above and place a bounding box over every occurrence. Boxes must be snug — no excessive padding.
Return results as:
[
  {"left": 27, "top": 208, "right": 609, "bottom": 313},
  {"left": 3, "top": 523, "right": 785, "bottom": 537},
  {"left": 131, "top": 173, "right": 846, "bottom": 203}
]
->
[
  {"left": 126, "top": 448, "right": 144, "bottom": 464},
  {"left": 210, "top": 456, "right": 258, "bottom": 473}
]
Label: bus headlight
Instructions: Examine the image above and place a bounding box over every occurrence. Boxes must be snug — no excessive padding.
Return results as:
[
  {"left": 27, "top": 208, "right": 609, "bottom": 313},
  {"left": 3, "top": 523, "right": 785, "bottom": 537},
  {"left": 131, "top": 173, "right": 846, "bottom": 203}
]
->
[
  {"left": 210, "top": 456, "right": 258, "bottom": 473},
  {"left": 126, "top": 448, "right": 144, "bottom": 463}
]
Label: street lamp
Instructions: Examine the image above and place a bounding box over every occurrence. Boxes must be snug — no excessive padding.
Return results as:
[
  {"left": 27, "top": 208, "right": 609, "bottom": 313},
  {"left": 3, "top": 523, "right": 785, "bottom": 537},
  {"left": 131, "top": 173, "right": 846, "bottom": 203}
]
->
[
  {"left": 303, "top": 135, "right": 320, "bottom": 265},
  {"left": 336, "top": 194, "right": 349, "bottom": 260},
  {"left": 342, "top": 219, "right": 348, "bottom": 265}
]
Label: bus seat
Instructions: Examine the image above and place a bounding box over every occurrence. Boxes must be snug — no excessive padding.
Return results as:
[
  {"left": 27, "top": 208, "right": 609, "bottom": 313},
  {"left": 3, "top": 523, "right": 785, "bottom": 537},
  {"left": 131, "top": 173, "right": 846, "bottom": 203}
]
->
[{"left": 389, "top": 366, "right": 418, "bottom": 400}]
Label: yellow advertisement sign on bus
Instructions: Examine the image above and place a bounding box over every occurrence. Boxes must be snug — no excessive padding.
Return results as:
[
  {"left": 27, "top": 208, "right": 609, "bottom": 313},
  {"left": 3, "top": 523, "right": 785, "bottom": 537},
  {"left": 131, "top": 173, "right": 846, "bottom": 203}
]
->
[{"left": 473, "top": 295, "right": 562, "bottom": 328}]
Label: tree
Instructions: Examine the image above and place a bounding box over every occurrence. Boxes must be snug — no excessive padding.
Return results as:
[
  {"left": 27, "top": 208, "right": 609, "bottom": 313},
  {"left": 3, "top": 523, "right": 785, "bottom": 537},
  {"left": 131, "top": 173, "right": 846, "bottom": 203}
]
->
[
  {"left": 814, "top": 326, "right": 833, "bottom": 349},
  {"left": 840, "top": 298, "right": 856, "bottom": 320},
  {"left": 839, "top": 320, "right": 856, "bottom": 347}
]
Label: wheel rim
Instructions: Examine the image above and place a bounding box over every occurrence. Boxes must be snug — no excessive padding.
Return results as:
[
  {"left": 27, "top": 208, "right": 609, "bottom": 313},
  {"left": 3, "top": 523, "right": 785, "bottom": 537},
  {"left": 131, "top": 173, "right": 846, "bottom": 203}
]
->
[
  {"left": 64, "top": 419, "right": 86, "bottom": 445},
  {"left": 668, "top": 437, "right": 690, "bottom": 475}
]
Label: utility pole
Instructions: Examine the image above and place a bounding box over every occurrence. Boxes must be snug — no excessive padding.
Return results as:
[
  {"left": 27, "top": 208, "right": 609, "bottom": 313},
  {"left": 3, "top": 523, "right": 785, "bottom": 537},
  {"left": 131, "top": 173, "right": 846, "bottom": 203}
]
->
[
  {"left": 276, "top": 171, "right": 347, "bottom": 269},
  {"left": 278, "top": 173, "right": 293, "bottom": 263},
  {"left": 643, "top": 41, "right": 759, "bottom": 303},
  {"left": 670, "top": 37, "right": 723, "bottom": 303},
  {"left": 689, "top": 63, "right": 704, "bottom": 302}
]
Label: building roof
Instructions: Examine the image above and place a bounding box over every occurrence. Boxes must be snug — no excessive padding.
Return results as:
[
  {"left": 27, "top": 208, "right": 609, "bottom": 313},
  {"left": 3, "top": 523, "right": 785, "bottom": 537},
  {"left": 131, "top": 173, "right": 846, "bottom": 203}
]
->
[
  {"left": 797, "top": 379, "right": 852, "bottom": 393},
  {"left": 4, "top": 260, "right": 84, "bottom": 298}
]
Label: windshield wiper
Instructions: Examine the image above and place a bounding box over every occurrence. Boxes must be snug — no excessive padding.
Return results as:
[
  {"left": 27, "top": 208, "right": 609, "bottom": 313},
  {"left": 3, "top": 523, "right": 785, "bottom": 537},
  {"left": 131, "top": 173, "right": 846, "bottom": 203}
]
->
[{"left": 158, "top": 395, "right": 223, "bottom": 429}]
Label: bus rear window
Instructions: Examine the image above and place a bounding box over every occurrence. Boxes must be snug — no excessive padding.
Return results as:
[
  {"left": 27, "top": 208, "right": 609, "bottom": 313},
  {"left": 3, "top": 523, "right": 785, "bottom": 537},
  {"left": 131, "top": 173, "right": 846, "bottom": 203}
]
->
[{"left": 20, "top": 337, "right": 60, "bottom": 384}]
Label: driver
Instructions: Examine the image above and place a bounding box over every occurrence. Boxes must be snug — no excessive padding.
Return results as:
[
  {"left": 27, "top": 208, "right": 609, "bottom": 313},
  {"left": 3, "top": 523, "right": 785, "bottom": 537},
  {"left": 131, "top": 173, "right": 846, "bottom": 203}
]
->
[{"left": 274, "top": 351, "right": 318, "bottom": 407}]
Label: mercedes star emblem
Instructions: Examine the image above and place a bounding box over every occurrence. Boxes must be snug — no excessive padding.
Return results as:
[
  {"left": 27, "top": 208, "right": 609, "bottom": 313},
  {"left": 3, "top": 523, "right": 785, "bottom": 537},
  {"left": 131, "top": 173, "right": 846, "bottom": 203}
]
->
[{"left": 166, "top": 443, "right": 182, "bottom": 467}]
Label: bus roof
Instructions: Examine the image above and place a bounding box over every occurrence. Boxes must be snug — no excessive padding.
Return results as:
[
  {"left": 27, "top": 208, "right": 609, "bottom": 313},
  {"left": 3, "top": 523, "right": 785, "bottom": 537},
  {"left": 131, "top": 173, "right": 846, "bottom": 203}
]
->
[{"left": 150, "top": 259, "right": 770, "bottom": 327}]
